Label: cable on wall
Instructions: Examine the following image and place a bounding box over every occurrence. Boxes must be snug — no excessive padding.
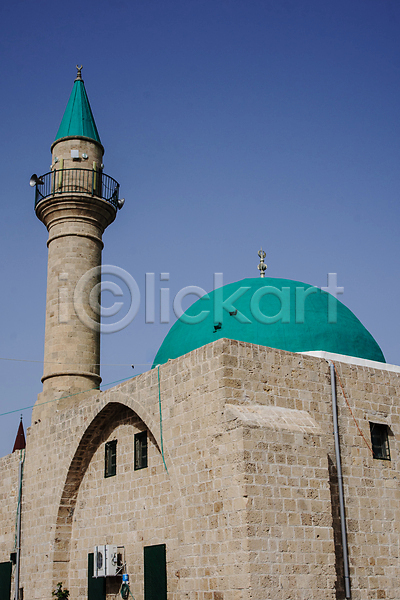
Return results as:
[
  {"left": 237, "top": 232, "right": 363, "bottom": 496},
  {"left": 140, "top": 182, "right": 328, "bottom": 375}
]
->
[
  {"left": 157, "top": 365, "right": 168, "bottom": 474},
  {"left": 0, "top": 375, "right": 135, "bottom": 419},
  {"left": 333, "top": 362, "right": 374, "bottom": 456}
]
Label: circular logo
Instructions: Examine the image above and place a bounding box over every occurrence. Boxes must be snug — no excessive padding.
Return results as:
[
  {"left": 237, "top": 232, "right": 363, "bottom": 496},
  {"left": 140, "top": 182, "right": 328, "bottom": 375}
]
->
[{"left": 74, "top": 265, "right": 140, "bottom": 333}]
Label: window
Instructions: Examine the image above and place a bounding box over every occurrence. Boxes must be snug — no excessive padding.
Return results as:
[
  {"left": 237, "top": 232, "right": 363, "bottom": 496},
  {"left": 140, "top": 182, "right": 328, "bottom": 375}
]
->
[
  {"left": 135, "top": 431, "right": 148, "bottom": 470},
  {"left": 105, "top": 440, "right": 117, "bottom": 477},
  {"left": 370, "top": 423, "right": 390, "bottom": 460}
]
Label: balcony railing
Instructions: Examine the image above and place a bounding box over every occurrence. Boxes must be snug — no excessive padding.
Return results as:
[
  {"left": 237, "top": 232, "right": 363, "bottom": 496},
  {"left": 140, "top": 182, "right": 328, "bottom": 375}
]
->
[{"left": 34, "top": 168, "right": 120, "bottom": 210}]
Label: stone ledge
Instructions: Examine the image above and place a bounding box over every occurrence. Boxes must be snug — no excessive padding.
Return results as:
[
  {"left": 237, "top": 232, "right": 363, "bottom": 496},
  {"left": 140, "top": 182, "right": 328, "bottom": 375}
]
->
[{"left": 225, "top": 404, "right": 322, "bottom": 434}]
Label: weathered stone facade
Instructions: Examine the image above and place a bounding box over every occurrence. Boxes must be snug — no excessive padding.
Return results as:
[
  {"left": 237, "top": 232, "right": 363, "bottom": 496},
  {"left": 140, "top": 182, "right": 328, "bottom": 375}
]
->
[{"left": 1, "top": 339, "right": 399, "bottom": 599}]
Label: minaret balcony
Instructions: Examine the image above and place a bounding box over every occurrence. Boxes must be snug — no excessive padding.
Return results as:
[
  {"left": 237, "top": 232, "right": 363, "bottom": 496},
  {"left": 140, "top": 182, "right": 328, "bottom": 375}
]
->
[{"left": 34, "top": 168, "right": 120, "bottom": 210}]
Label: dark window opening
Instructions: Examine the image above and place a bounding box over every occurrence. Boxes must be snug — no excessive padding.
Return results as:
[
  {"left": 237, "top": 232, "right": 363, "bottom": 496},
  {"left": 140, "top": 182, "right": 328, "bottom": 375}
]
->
[
  {"left": 370, "top": 422, "right": 390, "bottom": 460},
  {"left": 105, "top": 440, "right": 117, "bottom": 477},
  {"left": 135, "top": 431, "right": 148, "bottom": 470}
]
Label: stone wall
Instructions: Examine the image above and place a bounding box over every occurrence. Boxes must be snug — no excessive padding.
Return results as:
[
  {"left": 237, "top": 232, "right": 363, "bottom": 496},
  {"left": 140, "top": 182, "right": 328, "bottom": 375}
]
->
[
  {"left": 0, "top": 338, "right": 399, "bottom": 599},
  {"left": 225, "top": 404, "right": 336, "bottom": 600},
  {"left": 217, "top": 339, "right": 400, "bottom": 600},
  {"left": 0, "top": 451, "right": 20, "bottom": 563}
]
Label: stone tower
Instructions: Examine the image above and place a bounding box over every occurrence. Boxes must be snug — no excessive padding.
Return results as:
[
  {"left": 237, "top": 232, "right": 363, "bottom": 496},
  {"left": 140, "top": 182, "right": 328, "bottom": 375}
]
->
[{"left": 34, "top": 67, "right": 122, "bottom": 405}]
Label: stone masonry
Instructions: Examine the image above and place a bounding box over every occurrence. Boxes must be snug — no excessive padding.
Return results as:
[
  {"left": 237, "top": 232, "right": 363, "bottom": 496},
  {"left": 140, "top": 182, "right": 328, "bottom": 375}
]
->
[
  {"left": 36, "top": 132, "right": 115, "bottom": 399},
  {"left": 1, "top": 338, "right": 399, "bottom": 600}
]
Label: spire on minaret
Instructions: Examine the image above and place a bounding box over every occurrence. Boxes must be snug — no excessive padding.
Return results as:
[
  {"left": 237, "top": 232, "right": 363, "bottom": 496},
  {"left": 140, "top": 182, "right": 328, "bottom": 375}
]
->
[
  {"left": 257, "top": 248, "right": 267, "bottom": 278},
  {"left": 54, "top": 66, "right": 101, "bottom": 144},
  {"left": 12, "top": 417, "right": 26, "bottom": 453}
]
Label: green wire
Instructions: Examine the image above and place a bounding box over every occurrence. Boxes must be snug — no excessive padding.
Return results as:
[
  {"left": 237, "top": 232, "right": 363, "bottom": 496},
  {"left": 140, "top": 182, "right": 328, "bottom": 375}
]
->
[
  {"left": 128, "top": 585, "right": 135, "bottom": 599},
  {"left": 0, "top": 375, "right": 135, "bottom": 418},
  {"left": 157, "top": 366, "right": 168, "bottom": 474},
  {"left": 120, "top": 582, "right": 135, "bottom": 599}
]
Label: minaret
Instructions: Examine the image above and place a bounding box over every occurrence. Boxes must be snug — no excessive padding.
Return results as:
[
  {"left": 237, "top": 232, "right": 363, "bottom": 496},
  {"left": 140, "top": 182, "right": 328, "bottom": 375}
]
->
[{"left": 34, "top": 67, "right": 123, "bottom": 403}]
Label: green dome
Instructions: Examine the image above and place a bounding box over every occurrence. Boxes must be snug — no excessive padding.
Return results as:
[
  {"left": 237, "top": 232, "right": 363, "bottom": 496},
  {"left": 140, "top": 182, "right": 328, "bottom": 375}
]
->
[{"left": 153, "top": 277, "right": 385, "bottom": 366}]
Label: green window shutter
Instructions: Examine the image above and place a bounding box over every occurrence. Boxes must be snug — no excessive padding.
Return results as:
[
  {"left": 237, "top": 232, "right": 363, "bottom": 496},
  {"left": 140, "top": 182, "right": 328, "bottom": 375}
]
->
[
  {"left": 134, "top": 431, "right": 148, "bottom": 470},
  {"left": 144, "top": 544, "right": 167, "bottom": 600},
  {"left": 0, "top": 562, "right": 12, "bottom": 600},
  {"left": 88, "top": 553, "right": 105, "bottom": 600},
  {"left": 105, "top": 440, "right": 117, "bottom": 478}
]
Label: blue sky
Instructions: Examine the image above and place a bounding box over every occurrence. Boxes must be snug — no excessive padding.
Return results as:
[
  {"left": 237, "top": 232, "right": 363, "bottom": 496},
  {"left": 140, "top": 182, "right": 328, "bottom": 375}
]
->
[{"left": 0, "top": 0, "right": 399, "bottom": 457}]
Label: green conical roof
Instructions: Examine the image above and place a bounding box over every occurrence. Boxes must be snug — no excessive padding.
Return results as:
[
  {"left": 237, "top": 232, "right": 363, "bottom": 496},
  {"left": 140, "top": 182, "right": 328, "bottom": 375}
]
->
[
  {"left": 54, "top": 74, "right": 101, "bottom": 144},
  {"left": 153, "top": 277, "right": 385, "bottom": 366}
]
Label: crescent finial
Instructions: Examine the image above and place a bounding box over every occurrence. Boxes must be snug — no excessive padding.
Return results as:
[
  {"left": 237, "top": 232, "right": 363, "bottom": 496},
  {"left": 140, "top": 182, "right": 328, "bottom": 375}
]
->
[{"left": 75, "top": 65, "right": 83, "bottom": 81}]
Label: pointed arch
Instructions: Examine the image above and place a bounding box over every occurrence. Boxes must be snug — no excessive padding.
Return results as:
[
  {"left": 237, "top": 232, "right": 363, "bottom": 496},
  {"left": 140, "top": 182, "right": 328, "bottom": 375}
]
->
[{"left": 51, "top": 399, "right": 182, "bottom": 589}]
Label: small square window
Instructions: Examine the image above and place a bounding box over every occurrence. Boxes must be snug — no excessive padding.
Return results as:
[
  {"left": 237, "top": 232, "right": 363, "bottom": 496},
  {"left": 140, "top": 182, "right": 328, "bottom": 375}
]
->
[
  {"left": 135, "top": 431, "right": 148, "bottom": 470},
  {"left": 105, "top": 440, "right": 117, "bottom": 477},
  {"left": 370, "top": 423, "right": 390, "bottom": 460}
]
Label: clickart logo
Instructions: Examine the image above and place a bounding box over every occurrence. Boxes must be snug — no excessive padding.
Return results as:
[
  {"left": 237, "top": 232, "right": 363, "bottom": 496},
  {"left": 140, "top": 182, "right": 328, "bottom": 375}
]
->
[
  {"left": 73, "top": 265, "right": 141, "bottom": 333},
  {"left": 67, "top": 268, "right": 344, "bottom": 334}
]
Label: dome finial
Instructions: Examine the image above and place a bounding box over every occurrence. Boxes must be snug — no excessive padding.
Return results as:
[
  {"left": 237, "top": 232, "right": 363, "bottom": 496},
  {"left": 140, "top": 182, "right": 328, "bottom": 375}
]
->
[
  {"left": 257, "top": 248, "right": 267, "bottom": 278},
  {"left": 75, "top": 65, "right": 83, "bottom": 82}
]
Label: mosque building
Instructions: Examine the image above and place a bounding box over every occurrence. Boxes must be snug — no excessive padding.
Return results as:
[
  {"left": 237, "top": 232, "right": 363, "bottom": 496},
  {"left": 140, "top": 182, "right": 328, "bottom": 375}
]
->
[{"left": 0, "top": 69, "right": 399, "bottom": 600}]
